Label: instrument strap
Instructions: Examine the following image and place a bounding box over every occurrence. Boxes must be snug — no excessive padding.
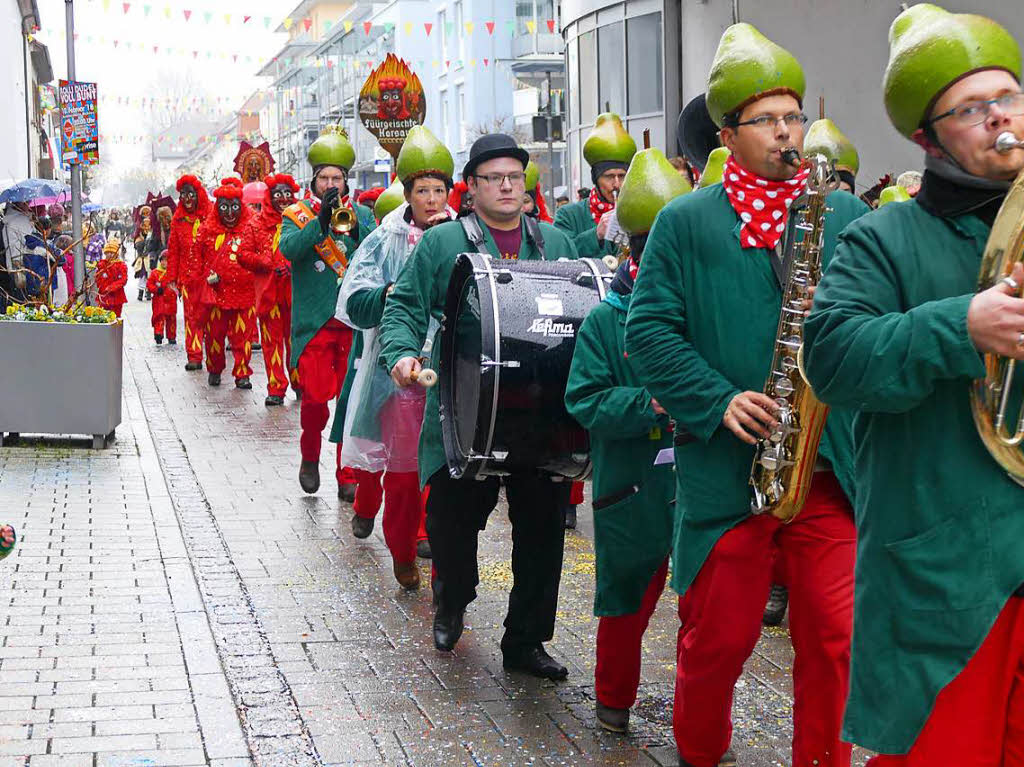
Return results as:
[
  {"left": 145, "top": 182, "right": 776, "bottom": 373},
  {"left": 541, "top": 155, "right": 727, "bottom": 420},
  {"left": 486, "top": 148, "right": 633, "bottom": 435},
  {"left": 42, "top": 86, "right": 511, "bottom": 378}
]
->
[{"left": 460, "top": 213, "right": 548, "bottom": 260}]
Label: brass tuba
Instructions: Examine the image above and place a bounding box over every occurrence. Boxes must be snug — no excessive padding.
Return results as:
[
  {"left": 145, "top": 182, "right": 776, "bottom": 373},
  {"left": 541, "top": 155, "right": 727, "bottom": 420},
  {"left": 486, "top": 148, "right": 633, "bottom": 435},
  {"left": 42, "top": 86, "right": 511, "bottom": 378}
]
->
[
  {"left": 969, "top": 131, "right": 1024, "bottom": 484},
  {"left": 749, "top": 152, "right": 837, "bottom": 522},
  {"left": 330, "top": 205, "right": 356, "bottom": 235}
]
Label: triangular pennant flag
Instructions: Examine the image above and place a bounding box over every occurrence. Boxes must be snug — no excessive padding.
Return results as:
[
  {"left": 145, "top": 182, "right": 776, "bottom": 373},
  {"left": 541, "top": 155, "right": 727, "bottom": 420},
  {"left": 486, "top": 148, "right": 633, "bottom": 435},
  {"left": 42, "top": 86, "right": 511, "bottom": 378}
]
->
[
  {"left": 424, "top": 22, "right": 432, "bottom": 36},
  {"left": 162, "top": 6, "right": 169, "bottom": 18},
  {"left": 143, "top": 4, "right": 150, "bottom": 15},
  {"left": 526, "top": 20, "right": 536, "bottom": 33},
  {"left": 363, "top": 21, "right": 372, "bottom": 35},
  {"left": 152, "top": 45, "right": 158, "bottom": 53},
  {"left": 263, "top": 16, "right": 271, "bottom": 29},
  {"left": 404, "top": 22, "right": 412, "bottom": 35},
  {"left": 445, "top": 60, "right": 450, "bottom": 69},
  {"left": 183, "top": 9, "right": 191, "bottom": 21},
  {"left": 283, "top": 17, "right": 292, "bottom": 30},
  {"left": 324, "top": 20, "right": 332, "bottom": 31},
  {"left": 203, "top": 11, "right": 211, "bottom": 23},
  {"left": 485, "top": 21, "right": 495, "bottom": 35},
  {"left": 112, "top": 39, "right": 118, "bottom": 46},
  {"left": 505, "top": 19, "right": 514, "bottom": 35},
  {"left": 384, "top": 22, "right": 394, "bottom": 33},
  {"left": 470, "top": 59, "right": 476, "bottom": 68},
  {"left": 224, "top": 14, "right": 231, "bottom": 24},
  {"left": 303, "top": 17, "right": 311, "bottom": 32},
  {"left": 102, "top": 0, "right": 109, "bottom": 11},
  {"left": 465, "top": 21, "right": 474, "bottom": 35},
  {"left": 122, "top": 3, "right": 129, "bottom": 14},
  {"left": 546, "top": 19, "right": 556, "bottom": 33},
  {"left": 483, "top": 58, "right": 489, "bottom": 67},
  {"left": 445, "top": 22, "right": 454, "bottom": 37},
  {"left": 344, "top": 20, "right": 353, "bottom": 32},
  {"left": 232, "top": 54, "right": 237, "bottom": 62},
  {"left": 243, "top": 15, "right": 250, "bottom": 24},
  {"left": 192, "top": 50, "right": 198, "bottom": 58}
]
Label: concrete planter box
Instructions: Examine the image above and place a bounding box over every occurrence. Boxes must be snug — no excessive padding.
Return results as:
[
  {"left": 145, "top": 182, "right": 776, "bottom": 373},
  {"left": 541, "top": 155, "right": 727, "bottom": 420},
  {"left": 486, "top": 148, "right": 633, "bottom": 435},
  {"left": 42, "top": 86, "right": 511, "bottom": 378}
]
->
[{"left": 0, "top": 321, "right": 123, "bottom": 449}]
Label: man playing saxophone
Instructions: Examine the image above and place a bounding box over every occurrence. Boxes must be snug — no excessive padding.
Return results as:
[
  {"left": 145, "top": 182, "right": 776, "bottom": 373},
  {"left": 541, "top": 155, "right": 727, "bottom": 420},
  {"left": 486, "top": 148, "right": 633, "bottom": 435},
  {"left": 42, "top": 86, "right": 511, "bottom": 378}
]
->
[
  {"left": 624, "top": 23, "right": 868, "bottom": 767},
  {"left": 804, "top": 5, "right": 1024, "bottom": 764}
]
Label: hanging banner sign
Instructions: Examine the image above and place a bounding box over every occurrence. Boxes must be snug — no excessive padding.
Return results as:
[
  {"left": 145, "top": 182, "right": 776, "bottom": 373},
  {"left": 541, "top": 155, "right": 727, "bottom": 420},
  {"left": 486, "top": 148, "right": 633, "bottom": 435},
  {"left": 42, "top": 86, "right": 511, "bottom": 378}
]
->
[
  {"left": 358, "top": 53, "right": 425, "bottom": 159},
  {"left": 58, "top": 79, "right": 100, "bottom": 166}
]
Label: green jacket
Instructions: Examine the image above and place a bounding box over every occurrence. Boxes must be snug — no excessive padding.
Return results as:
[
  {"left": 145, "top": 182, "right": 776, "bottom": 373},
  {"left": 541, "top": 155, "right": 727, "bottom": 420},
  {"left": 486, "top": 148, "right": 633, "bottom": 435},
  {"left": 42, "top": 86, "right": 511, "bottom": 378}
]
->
[
  {"left": 565, "top": 286, "right": 674, "bottom": 616},
  {"left": 328, "top": 331, "right": 363, "bottom": 445},
  {"left": 278, "top": 201, "right": 376, "bottom": 367},
  {"left": 804, "top": 199, "right": 1024, "bottom": 754},
  {"left": 377, "top": 217, "right": 579, "bottom": 487},
  {"left": 623, "top": 184, "right": 867, "bottom": 597},
  {"left": 553, "top": 199, "right": 617, "bottom": 258}
]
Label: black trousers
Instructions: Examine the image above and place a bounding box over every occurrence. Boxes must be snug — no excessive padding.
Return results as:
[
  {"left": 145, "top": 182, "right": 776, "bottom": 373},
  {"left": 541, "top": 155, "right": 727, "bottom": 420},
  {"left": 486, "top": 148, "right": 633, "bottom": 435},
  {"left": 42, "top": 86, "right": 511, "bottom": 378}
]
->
[{"left": 425, "top": 468, "right": 569, "bottom": 651}]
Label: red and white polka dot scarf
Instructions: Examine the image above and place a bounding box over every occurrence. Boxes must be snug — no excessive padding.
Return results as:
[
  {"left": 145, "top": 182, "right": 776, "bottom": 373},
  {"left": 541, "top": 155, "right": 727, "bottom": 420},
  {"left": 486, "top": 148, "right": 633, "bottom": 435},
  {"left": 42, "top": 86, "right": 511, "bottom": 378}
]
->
[
  {"left": 588, "top": 187, "right": 615, "bottom": 226},
  {"left": 721, "top": 156, "right": 809, "bottom": 250}
]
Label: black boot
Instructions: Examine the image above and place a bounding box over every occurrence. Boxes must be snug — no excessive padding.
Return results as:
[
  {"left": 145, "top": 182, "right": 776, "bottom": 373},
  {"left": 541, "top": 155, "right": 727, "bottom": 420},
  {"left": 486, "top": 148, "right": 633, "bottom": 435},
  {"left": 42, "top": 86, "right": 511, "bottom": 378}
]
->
[
  {"left": 563, "top": 505, "right": 577, "bottom": 530},
  {"left": 351, "top": 515, "right": 374, "bottom": 539},
  {"left": 154, "top": 335, "right": 163, "bottom": 345},
  {"left": 168, "top": 338, "right": 177, "bottom": 345},
  {"left": 763, "top": 583, "right": 789, "bottom": 627},
  {"left": 338, "top": 483, "right": 357, "bottom": 503},
  {"left": 137, "top": 289, "right": 145, "bottom": 301},
  {"left": 502, "top": 643, "right": 568, "bottom": 680},
  {"left": 207, "top": 373, "right": 221, "bottom": 387},
  {"left": 299, "top": 460, "right": 320, "bottom": 494},
  {"left": 416, "top": 539, "right": 432, "bottom": 559},
  {"left": 185, "top": 361, "right": 202, "bottom": 371},
  {"left": 596, "top": 701, "right": 629, "bottom": 733},
  {"left": 265, "top": 395, "right": 284, "bottom": 406},
  {"left": 433, "top": 604, "right": 465, "bottom": 652},
  {"left": 235, "top": 377, "right": 252, "bottom": 390}
]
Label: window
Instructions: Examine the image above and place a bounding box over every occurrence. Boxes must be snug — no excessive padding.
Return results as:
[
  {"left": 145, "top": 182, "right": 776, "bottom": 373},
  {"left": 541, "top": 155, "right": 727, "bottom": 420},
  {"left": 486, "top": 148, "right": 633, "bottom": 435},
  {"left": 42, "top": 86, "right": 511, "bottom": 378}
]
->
[
  {"left": 537, "top": 0, "right": 554, "bottom": 30},
  {"left": 516, "top": 0, "right": 533, "bottom": 35},
  {"left": 566, "top": 38, "right": 579, "bottom": 126},
  {"left": 439, "top": 9, "right": 448, "bottom": 63},
  {"left": 627, "top": 13, "right": 663, "bottom": 114},
  {"left": 454, "top": 1, "right": 465, "bottom": 63},
  {"left": 597, "top": 22, "right": 624, "bottom": 115},
  {"left": 441, "top": 91, "right": 449, "bottom": 144},
  {"left": 578, "top": 30, "right": 597, "bottom": 124},
  {"left": 456, "top": 84, "right": 466, "bottom": 148}
]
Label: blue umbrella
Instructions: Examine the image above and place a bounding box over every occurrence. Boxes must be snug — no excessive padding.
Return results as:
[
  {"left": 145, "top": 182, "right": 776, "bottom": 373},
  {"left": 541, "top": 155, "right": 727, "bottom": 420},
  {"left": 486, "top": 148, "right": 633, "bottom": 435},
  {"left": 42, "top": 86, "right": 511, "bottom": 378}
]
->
[
  {"left": 82, "top": 202, "right": 102, "bottom": 212},
  {"left": 0, "top": 178, "right": 70, "bottom": 204}
]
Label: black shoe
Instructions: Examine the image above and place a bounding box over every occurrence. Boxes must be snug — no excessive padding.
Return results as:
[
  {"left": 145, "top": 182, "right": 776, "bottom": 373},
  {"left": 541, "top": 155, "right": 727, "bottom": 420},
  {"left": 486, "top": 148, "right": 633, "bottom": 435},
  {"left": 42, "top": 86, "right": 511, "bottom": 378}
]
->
[
  {"left": 252, "top": 342, "right": 261, "bottom": 350},
  {"left": 207, "top": 373, "right": 221, "bottom": 387},
  {"left": 265, "top": 395, "right": 284, "bottom": 407},
  {"left": 235, "top": 377, "right": 252, "bottom": 390},
  {"left": 763, "top": 583, "right": 789, "bottom": 627},
  {"left": 596, "top": 701, "right": 629, "bottom": 733},
  {"left": 185, "top": 361, "right": 202, "bottom": 371},
  {"left": 563, "top": 506, "right": 577, "bottom": 530},
  {"left": 416, "top": 539, "right": 432, "bottom": 559},
  {"left": 168, "top": 339, "right": 177, "bottom": 345},
  {"left": 338, "top": 483, "right": 357, "bottom": 503},
  {"left": 433, "top": 605, "right": 465, "bottom": 651},
  {"left": 137, "top": 289, "right": 145, "bottom": 301},
  {"left": 502, "top": 644, "right": 568, "bottom": 680},
  {"left": 154, "top": 335, "right": 163, "bottom": 345},
  {"left": 293, "top": 389, "right": 302, "bottom": 401},
  {"left": 145, "top": 291, "right": 152, "bottom": 301},
  {"left": 299, "top": 460, "right": 320, "bottom": 494},
  {"left": 351, "top": 515, "right": 374, "bottom": 539}
]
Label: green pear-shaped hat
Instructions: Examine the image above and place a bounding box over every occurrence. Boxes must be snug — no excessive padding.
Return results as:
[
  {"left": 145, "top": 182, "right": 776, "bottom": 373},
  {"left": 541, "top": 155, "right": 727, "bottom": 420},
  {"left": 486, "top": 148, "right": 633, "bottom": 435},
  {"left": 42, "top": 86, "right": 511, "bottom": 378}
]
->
[
  {"left": 878, "top": 185, "right": 912, "bottom": 207},
  {"left": 396, "top": 126, "right": 455, "bottom": 183},
  {"left": 697, "top": 147, "right": 731, "bottom": 189},
  {"left": 583, "top": 113, "right": 637, "bottom": 165},
  {"left": 706, "top": 23, "right": 806, "bottom": 127},
  {"left": 804, "top": 118, "right": 859, "bottom": 174},
  {"left": 525, "top": 160, "right": 540, "bottom": 190},
  {"left": 884, "top": 3, "right": 1022, "bottom": 137},
  {"left": 616, "top": 148, "right": 692, "bottom": 236},
  {"left": 374, "top": 179, "right": 406, "bottom": 220},
  {"left": 307, "top": 124, "right": 356, "bottom": 171}
]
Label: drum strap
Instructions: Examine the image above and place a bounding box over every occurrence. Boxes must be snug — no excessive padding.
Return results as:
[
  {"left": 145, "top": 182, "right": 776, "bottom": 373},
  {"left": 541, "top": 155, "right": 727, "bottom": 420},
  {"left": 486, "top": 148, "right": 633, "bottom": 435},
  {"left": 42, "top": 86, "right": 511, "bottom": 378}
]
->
[{"left": 461, "top": 213, "right": 548, "bottom": 260}]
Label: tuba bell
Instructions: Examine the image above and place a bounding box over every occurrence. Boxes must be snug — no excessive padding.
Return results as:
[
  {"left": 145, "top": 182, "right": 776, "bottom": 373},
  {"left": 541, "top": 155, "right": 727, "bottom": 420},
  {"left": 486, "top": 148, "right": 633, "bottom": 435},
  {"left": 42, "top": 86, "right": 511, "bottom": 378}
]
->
[
  {"left": 970, "top": 131, "right": 1024, "bottom": 484},
  {"left": 330, "top": 205, "right": 356, "bottom": 235}
]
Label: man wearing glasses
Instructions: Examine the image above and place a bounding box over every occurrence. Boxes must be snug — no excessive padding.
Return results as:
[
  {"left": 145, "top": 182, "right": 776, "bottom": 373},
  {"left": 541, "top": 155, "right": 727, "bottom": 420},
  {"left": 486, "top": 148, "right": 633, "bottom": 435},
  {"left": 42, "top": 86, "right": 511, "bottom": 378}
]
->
[
  {"left": 804, "top": 6, "right": 1024, "bottom": 764},
  {"left": 377, "top": 134, "right": 579, "bottom": 679},
  {"left": 625, "top": 24, "right": 868, "bottom": 767}
]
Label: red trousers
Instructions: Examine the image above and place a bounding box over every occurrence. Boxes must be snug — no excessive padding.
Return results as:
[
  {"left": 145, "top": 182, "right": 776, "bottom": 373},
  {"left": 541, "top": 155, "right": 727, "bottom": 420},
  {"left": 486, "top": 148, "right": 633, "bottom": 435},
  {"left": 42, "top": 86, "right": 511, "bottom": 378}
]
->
[
  {"left": 352, "top": 468, "right": 429, "bottom": 558},
  {"left": 675, "top": 471, "right": 855, "bottom": 767},
  {"left": 570, "top": 481, "right": 584, "bottom": 506},
  {"left": 181, "top": 284, "right": 207, "bottom": 363},
  {"left": 335, "top": 443, "right": 357, "bottom": 487},
  {"left": 206, "top": 306, "right": 255, "bottom": 379},
  {"left": 868, "top": 597, "right": 1024, "bottom": 767},
  {"left": 297, "top": 320, "right": 353, "bottom": 462},
  {"left": 258, "top": 304, "right": 293, "bottom": 397},
  {"left": 596, "top": 558, "right": 669, "bottom": 709},
  {"left": 152, "top": 311, "right": 176, "bottom": 340}
]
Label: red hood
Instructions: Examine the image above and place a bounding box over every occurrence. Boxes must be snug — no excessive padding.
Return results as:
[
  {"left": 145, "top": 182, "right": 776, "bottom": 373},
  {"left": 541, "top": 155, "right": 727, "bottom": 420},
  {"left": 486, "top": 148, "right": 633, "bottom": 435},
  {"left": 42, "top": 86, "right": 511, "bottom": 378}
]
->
[
  {"left": 199, "top": 200, "right": 251, "bottom": 240},
  {"left": 260, "top": 173, "right": 299, "bottom": 222},
  {"left": 173, "top": 175, "right": 211, "bottom": 222}
]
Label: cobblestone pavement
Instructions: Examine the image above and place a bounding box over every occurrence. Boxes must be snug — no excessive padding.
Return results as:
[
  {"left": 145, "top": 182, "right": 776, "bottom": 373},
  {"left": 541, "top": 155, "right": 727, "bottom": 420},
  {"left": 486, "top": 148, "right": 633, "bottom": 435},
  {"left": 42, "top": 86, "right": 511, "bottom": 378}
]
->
[{"left": 0, "top": 299, "right": 871, "bottom": 766}]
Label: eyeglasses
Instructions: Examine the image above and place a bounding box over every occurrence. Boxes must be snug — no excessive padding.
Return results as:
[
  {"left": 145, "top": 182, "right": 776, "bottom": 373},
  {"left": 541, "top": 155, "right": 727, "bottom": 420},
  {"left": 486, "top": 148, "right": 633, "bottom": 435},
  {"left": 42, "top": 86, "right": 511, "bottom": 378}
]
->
[
  {"left": 928, "top": 93, "right": 1024, "bottom": 127},
  {"left": 473, "top": 172, "right": 527, "bottom": 187},
  {"left": 730, "top": 113, "right": 808, "bottom": 130}
]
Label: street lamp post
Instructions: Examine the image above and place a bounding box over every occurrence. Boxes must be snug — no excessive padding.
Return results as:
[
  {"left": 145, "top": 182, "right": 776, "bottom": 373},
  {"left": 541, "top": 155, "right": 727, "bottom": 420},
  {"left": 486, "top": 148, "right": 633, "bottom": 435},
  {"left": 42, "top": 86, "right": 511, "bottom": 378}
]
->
[{"left": 64, "top": 0, "right": 85, "bottom": 293}]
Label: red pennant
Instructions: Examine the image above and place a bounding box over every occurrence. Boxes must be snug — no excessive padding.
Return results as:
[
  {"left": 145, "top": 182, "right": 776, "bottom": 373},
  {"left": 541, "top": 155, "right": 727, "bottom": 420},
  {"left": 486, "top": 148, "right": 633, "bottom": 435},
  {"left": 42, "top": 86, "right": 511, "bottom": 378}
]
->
[
  {"left": 363, "top": 21, "right": 372, "bottom": 35},
  {"left": 232, "top": 54, "right": 237, "bottom": 62},
  {"left": 183, "top": 9, "right": 191, "bottom": 20},
  {"left": 424, "top": 22, "right": 432, "bottom": 36},
  {"left": 327, "top": 60, "right": 334, "bottom": 69},
  {"left": 546, "top": 19, "right": 555, "bottom": 33},
  {"left": 243, "top": 15, "right": 250, "bottom": 23},
  {"left": 122, "top": 3, "right": 130, "bottom": 13},
  {"left": 485, "top": 21, "right": 494, "bottom": 35},
  {"left": 153, "top": 45, "right": 158, "bottom": 53},
  {"left": 192, "top": 50, "right": 198, "bottom": 58},
  {"left": 303, "top": 17, "right": 311, "bottom": 32},
  {"left": 113, "top": 39, "right": 119, "bottom": 47},
  {"left": 483, "top": 58, "right": 489, "bottom": 67},
  {"left": 445, "top": 60, "right": 450, "bottom": 69}
]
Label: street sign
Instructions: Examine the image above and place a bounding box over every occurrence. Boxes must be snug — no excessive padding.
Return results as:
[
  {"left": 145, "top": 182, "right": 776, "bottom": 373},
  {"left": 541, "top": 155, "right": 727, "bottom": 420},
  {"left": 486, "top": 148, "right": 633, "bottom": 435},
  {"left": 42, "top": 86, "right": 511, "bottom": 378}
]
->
[
  {"left": 358, "top": 53, "right": 426, "bottom": 160},
  {"left": 57, "top": 79, "right": 99, "bottom": 166}
]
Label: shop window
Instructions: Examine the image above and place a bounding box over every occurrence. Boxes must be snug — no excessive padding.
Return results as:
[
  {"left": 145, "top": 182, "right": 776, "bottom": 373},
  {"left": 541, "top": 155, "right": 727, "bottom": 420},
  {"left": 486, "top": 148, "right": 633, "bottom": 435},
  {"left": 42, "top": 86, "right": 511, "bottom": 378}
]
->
[
  {"left": 597, "top": 22, "right": 624, "bottom": 115},
  {"left": 578, "top": 30, "right": 597, "bottom": 124},
  {"left": 627, "top": 13, "right": 663, "bottom": 115}
]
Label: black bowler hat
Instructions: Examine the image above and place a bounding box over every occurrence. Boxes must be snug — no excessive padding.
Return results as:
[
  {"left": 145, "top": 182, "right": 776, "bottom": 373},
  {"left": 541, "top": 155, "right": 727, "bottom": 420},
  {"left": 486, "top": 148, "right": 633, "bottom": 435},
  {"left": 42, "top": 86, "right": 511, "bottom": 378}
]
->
[
  {"left": 462, "top": 133, "right": 530, "bottom": 180},
  {"left": 676, "top": 93, "right": 721, "bottom": 172}
]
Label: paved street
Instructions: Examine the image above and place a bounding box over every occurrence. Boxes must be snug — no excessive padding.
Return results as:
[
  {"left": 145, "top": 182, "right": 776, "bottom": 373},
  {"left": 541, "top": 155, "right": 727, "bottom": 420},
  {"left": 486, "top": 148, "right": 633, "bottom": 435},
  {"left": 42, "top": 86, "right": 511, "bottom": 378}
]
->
[{"left": 0, "top": 299, "right": 870, "bottom": 766}]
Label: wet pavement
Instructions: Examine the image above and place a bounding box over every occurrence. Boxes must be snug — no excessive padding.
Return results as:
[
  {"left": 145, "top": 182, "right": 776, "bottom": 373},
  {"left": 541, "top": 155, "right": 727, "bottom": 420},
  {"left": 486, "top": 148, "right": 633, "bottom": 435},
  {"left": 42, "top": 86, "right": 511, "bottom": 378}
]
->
[{"left": 0, "top": 299, "right": 871, "bottom": 766}]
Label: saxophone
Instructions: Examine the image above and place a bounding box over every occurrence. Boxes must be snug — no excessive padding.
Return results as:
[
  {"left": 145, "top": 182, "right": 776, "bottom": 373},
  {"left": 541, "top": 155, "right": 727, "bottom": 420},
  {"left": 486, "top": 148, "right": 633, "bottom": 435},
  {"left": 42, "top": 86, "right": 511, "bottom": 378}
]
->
[
  {"left": 969, "top": 131, "right": 1024, "bottom": 484},
  {"left": 749, "top": 152, "right": 838, "bottom": 522}
]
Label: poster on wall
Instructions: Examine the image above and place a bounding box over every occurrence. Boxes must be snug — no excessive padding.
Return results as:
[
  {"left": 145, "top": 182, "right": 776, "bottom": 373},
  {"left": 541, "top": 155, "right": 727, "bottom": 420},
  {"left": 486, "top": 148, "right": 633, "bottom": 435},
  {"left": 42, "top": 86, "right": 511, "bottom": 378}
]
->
[
  {"left": 358, "top": 53, "right": 426, "bottom": 160},
  {"left": 58, "top": 79, "right": 100, "bottom": 167}
]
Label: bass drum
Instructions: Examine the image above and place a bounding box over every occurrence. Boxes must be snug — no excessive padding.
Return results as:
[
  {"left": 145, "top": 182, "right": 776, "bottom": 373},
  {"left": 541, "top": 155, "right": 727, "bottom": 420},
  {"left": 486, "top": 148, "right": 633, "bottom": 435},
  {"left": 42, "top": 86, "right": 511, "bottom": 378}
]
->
[{"left": 438, "top": 253, "right": 612, "bottom": 480}]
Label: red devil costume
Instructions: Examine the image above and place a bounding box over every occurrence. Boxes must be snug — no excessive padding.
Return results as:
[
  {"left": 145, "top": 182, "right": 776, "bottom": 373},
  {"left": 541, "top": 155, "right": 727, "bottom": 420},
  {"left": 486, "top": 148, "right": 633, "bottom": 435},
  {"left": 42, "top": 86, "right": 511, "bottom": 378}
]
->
[
  {"left": 238, "top": 173, "right": 299, "bottom": 404},
  {"left": 165, "top": 174, "right": 212, "bottom": 369},
  {"left": 146, "top": 258, "right": 177, "bottom": 343},
  {"left": 95, "top": 241, "right": 128, "bottom": 318},
  {"left": 377, "top": 78, "right": 411, "bottom": 120},
  {"left": 196, "top": 178, "right": 256, "bottom": 387}
]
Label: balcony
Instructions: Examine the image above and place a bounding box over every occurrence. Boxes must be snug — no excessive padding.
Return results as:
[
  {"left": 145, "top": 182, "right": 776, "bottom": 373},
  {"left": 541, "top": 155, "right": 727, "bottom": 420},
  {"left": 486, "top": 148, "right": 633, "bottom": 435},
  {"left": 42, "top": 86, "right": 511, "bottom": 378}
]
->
[{"left": 512, "top": 32, "right": 564, "bottom": 59}]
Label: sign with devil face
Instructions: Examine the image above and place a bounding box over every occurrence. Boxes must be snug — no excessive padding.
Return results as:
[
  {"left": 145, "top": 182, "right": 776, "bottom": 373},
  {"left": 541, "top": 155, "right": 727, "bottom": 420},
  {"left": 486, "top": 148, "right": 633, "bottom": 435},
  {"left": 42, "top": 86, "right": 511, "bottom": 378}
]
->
[{"left": 358, "top": 53, "right": 426, "bottom": 160}]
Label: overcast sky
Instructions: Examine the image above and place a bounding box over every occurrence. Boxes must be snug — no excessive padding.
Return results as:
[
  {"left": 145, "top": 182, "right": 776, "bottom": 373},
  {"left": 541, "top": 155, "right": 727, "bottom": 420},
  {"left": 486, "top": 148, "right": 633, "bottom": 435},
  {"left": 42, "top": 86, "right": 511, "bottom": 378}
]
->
[{"left": 35, "top": 0, "right": 287, "bottom": 173}]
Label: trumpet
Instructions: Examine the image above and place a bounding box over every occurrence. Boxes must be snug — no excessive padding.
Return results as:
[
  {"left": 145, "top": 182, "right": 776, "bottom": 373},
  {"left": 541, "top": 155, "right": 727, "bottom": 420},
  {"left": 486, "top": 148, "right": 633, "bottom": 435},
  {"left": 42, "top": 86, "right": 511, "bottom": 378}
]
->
[{"left": 330, "top": 205, "right": 356, "bottom": 234}]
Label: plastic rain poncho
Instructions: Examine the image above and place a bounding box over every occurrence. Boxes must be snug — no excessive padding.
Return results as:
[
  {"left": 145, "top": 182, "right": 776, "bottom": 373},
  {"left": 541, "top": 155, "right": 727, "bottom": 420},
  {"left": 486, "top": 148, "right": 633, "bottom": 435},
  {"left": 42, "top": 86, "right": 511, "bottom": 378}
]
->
[{"left": 335, "top": 202, "right": 447, "bottom": 472}]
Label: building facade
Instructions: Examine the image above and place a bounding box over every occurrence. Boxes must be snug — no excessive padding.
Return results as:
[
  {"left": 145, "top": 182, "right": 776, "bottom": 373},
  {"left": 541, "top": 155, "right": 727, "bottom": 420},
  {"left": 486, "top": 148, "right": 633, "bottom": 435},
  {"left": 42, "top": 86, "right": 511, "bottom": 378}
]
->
[{"left": 561, "top": 0, "right": 1024, "bottom": 193}]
